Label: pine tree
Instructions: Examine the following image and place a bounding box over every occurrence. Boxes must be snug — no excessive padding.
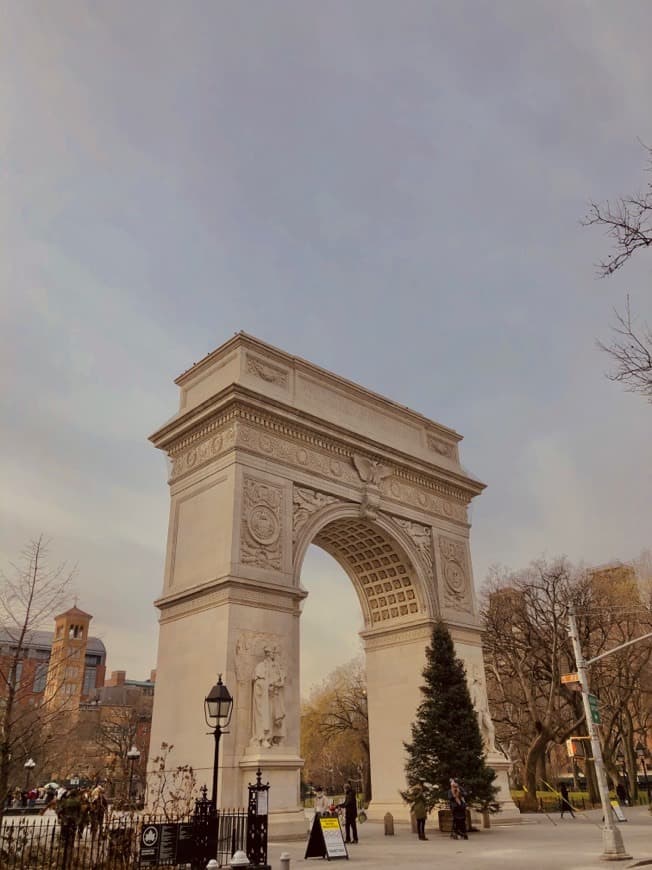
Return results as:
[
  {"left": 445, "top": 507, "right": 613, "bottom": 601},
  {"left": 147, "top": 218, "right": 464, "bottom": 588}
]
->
[{"left": 403, "top": 621, "right": 498, "bottom": 810}]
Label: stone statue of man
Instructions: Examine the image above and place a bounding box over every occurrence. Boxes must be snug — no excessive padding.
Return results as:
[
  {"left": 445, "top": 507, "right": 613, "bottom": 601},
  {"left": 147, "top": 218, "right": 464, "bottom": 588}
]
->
[
  {"left": 470, "top": 667, "right": 498, "bottom": 755},
  {"left": 251, "top": 645, "right": 286, "bottom": 748}
]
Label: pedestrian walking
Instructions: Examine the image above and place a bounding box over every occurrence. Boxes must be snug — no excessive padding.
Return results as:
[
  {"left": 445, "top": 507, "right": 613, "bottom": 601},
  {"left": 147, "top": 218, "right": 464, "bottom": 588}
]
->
[
  {"left": 409, "top": 783, "right": 428, "bottom": 840},
  {"left": 559, "top": 782, "right": 575, "bottom": 818},
  {"left": 616, "top": 783, "right": 628, "bottom": 806},
  {"left": 449, "top": 781, "right": 468, "bottom": 839},
  {"left": 338, "top": 783, "right": 359, "bottom": 844}
]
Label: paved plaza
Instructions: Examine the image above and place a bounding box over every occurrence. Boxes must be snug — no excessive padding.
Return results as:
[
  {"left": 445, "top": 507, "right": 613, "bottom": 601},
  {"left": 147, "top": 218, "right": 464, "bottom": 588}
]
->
[{"left": 268, "top": 807, "right": 652, "bottom": 870}]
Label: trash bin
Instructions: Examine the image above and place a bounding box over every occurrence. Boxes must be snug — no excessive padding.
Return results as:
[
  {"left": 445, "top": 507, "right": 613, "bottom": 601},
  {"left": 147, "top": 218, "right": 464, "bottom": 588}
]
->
[
  {"left": 438, "top": 808, "right": 472, "bottom": 833},
  {"left": 438, "top": 809, "right": 453, "bottom": 832}
]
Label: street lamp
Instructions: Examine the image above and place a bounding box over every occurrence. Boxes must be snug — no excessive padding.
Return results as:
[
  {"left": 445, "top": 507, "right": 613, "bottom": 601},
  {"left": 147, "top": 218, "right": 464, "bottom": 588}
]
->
[
  {"left": 204, "top": 674, "right": 233, "bottom": 811},
  {"left": 636, "top": 742, "right": 650, "bottom": 800},
  {"left": 126, "top": 745, "right": 141, "bottom": 808},
  {"left": 24, "top": 758, "right": 36, "bottom": 791}
]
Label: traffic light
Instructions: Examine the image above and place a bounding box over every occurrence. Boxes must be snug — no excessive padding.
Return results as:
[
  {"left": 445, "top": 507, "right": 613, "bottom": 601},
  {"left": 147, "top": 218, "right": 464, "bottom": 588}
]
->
[{"left": 566, "top": 737, "right": 589, "bottom": 758}]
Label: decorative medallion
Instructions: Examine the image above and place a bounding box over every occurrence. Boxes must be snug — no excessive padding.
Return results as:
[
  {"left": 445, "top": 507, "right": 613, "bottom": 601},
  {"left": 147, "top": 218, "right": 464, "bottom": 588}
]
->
[
  {"left": 439, "top": 535, "right": 471, "bottom": 610},
  {"left": 241, "top": 476, "right": 283, "bottom": 570},
  {"left": 248, "top": 505, "right": 280, "bottom": 545}
]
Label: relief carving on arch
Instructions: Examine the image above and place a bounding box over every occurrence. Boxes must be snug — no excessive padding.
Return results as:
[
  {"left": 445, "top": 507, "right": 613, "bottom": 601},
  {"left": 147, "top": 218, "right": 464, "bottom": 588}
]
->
[
  {"left": 352, "top": 453, "right": 393, "bottom": 520},
  {"left": 395, "top": 518, "right": 434, "bottom": 579},
  {"left": 241, "top": 476, "right": 283, "bottom": 570},
  {"left": 292, "top": 486, "right": 339, "bottom": 543},
  {"left": 246, "top": 353, "right": 289, "bottom": 388},
  {"left": 439, "top": 535, "right": 471, "bottom": 610},
  {"left": 235, "top": 631, "right": 288, "bottom": 749},
  {"left": 170, "top": 423, "right": 236, "bottom": 480}
]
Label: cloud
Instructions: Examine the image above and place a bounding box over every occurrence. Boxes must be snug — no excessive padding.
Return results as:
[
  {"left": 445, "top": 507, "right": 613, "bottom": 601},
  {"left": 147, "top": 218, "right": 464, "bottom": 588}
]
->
[{"left": 2, "top": 1, "right": 651, "bottom": 696}]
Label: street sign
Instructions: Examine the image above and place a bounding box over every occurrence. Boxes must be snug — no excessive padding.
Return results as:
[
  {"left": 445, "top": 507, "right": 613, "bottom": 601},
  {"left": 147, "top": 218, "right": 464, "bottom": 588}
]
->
[
  {"left": 561, "top": 673, "right": 580, "bottom": 684},
  {"left": 588, "top": 693, "right": 601, "bottom": 724}
]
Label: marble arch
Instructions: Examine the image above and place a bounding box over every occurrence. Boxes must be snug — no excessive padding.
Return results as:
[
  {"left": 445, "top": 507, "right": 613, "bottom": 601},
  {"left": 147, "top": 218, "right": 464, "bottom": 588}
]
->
[{"left": 148, "top": 333, "right": 516, "bottom": 837}]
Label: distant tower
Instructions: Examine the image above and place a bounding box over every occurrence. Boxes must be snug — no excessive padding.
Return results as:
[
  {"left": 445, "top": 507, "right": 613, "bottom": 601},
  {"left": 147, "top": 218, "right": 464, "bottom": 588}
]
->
[{"left": 43, "top": 605, "right": 92, "bottom": 713}]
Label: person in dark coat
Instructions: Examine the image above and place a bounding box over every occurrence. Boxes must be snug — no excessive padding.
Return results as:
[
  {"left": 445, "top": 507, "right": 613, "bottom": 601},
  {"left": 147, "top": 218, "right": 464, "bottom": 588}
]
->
[
  {"left": 409, "top": 783, "right": 428, "bottom": 840},
  {"left": 338, "top": 783, "right": 358, "bottom": 844},
  {"left": 559, "top": 782, "right": 575, "bottom": 818},
  {"left": 449, "top": 781, "right": 468, "bottom": 839}
]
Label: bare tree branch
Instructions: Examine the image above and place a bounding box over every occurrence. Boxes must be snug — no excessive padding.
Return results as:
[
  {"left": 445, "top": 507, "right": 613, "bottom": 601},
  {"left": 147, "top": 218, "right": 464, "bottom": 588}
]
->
[{"left": 582, "top": 143, "right": 652, "bottom": 400}]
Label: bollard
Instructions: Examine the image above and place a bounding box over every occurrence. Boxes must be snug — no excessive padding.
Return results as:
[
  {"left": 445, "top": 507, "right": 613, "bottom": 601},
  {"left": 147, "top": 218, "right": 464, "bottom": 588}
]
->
[
  {"left": 230, "top": 850, "right": 250, "bottom": 868},
  {"left": 384, "top": 812, "right": 394, "bottom": 836},
  {"left": 280, "top": 851, "right": 291, "bottom": 870}
]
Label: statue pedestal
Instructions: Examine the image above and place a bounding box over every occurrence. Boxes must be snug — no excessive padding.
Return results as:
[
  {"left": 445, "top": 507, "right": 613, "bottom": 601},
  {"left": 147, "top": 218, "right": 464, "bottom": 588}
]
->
[
  {"left": 486, "top": 752, "right": 521, "bottom": 822},
  {"left": 240, "top": 754, "right": 306, "bottom": 839}
]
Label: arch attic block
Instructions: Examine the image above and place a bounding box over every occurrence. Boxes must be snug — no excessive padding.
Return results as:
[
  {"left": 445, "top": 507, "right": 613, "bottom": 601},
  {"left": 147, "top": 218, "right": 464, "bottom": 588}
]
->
[{"left": 148, "top": 333, "right": 516, "bottom": 836}]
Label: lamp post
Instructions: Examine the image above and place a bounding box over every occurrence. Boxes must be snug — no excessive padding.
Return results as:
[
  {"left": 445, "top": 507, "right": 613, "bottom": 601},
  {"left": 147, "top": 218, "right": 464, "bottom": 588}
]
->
[
  {"left": 204, "top": 674, "right": 233, "bottom": 811},
  {"left": 24, "top": 758, "right": 36, "bottom": 792},
  {"left": 126, "top": 745, "right": 141, "bottom": 808},
  {"left": 636, "top": 742, "right": 650, "bottom": 801}
]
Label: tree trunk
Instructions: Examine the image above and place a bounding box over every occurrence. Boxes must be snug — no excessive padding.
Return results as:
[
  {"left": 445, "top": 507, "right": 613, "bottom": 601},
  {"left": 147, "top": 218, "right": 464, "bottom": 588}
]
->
[{"left": 523, "top": 738, "right": 547, "bottom": 811}]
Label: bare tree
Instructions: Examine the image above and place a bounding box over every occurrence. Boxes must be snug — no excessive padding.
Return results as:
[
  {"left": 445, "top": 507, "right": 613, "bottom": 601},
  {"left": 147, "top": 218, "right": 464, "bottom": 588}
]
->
[
  {"left": 583, "top": 143, "right": 652, "bottom": 399},
  {"left": 301, "top": 658, "right": 370, "bottom": 801},
  {"left": 596, "top": 297, "right": 652, "bottom": 399},
  {"left": 481, "top": 559, "right": 587, "bottom": 808},
  {"left": 0, "top": 536, "right": 74, "bottom": 822}
]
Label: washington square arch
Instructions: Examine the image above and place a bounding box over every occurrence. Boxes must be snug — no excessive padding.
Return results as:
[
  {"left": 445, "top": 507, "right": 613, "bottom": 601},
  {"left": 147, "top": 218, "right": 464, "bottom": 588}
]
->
[{"left": 147, "top": 333, "right": 517, "bottom": 836}]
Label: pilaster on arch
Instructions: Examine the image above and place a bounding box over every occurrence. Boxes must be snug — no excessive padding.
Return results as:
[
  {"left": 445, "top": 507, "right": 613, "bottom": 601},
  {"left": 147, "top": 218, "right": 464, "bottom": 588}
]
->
[{"left": 292, "top": 496, "right": 440, "bottom": 628}]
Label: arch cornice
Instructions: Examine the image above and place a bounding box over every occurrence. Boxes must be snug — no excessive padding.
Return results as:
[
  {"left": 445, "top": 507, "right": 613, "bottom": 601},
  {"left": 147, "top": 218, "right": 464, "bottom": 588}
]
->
[{"left": 152, "top": 391, "right": 483, "bottom": 509}]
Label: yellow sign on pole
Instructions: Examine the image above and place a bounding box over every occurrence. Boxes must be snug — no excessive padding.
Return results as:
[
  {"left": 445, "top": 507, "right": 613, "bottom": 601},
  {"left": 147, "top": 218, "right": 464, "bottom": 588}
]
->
[{"left": 561, "top": 673, "right": 580, "bottom": 684}]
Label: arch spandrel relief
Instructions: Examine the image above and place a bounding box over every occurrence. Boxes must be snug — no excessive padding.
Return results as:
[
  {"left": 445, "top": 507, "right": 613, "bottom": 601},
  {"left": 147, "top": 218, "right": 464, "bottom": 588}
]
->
[{"left": 240, "top": 475, "right": 284, "bottom": 570}]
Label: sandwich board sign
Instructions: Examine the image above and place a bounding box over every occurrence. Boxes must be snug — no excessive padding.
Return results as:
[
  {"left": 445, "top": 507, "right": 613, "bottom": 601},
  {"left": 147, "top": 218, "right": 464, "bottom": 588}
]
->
[
  {"left": 305, "top": 814, "right": 348, "bottom": 860},
  {"left": 610, "top": 801, "right": 626, "bottom": 823}
]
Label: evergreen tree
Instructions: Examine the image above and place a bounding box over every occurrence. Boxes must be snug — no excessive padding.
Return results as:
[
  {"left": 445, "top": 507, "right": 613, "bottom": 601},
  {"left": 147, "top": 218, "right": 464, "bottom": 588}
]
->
[{"left": 403, "top": 621, "right": 498, "bottom": 810}]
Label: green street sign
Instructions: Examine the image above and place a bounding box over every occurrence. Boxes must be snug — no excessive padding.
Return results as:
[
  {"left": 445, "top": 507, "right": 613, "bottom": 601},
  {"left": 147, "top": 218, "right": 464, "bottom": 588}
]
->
[{"left": 588, "top": 693, "right": 601, "bottom": 724}]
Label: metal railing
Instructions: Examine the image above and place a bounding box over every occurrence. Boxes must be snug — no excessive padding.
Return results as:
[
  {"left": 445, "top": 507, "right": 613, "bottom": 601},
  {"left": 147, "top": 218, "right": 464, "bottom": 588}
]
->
[{"left": 0, "top": 808, "right": 249, "bottom": 869}]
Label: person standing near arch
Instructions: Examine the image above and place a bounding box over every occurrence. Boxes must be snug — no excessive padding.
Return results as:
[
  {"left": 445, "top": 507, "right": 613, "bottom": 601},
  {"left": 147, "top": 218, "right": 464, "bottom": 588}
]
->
[{"left": 338, "top": 783, "right": 359, "bottom": 844}]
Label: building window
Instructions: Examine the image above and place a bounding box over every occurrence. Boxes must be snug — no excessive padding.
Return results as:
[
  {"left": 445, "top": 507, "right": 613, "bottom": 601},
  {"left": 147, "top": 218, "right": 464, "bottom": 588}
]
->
[
  {"left": 32, "top": 663, "right": 48, "bottom": 693},
  {"left": 64, "top": 683, "right": 76, "bottom": 695},
  {"left": 65, "top": 667, "right": 78, "bottom": 679},
  {"left": 83, "top": 667, "right": 97, "bottom": 695}
]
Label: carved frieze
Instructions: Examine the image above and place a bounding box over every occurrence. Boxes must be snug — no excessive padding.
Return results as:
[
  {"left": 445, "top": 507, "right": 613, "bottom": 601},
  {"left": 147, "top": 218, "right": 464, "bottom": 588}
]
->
[
  {"left": 246, "top": 353, "right": 289, "bottom": 388},
  {"left": 168, "top": 409, "right": 469, "bottom": 525},
  {"left": 170, "top": 424, "right": 235, "bottom": 480},
  {"left": 383, "top": 477, "right": 467, "bottom": 524},
  {"left": 292, "top": 487, "right": 339, "bottom": 543},
  {"left": 439, "top": 535, "right": 471, "bottom": 610},
  {"left": 241, "top": 476, "right": 283, "bottom": 570},
  {"left": 395, "top": 518, "right": 433, "bottom": 577},
  {"left": 237, "top": 423, "right": 359, "bottom": 484}
]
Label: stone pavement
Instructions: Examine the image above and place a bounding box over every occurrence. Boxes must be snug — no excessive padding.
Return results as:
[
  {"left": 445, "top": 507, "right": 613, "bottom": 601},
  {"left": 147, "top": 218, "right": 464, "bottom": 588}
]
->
[{"left": 268, "top": 806, "right": 652, "bottom": 870}]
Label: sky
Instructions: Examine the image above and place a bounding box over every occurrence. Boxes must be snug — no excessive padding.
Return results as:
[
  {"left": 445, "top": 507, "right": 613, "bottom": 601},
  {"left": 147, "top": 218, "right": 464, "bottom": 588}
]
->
[{"left": 2, "top": 1, "right": 651, "bottom": 695}]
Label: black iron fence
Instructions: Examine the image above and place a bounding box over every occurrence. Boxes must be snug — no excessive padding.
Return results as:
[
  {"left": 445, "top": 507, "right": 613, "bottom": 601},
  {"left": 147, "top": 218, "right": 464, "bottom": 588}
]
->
[{"left": 0, "top": 808, "right": 248, "bottom": 869}]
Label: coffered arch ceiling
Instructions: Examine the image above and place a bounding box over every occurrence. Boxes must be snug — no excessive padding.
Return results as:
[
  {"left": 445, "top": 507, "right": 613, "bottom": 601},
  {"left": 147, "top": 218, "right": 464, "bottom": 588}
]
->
[{"left": 311, "top": 517, "right": 426, "bottom": 630}]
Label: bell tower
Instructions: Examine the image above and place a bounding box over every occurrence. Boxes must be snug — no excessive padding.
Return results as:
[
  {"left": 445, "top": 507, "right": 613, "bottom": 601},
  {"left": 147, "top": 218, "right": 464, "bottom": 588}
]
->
[{"left": 43, "top": 605, "right": 92, "bottom": 713}]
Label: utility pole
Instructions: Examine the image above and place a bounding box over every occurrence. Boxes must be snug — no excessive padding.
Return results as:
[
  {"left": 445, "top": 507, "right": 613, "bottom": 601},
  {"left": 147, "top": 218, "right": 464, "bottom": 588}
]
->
[{"left": 567, "top": 606, "right": 630, "bottom": 861}]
